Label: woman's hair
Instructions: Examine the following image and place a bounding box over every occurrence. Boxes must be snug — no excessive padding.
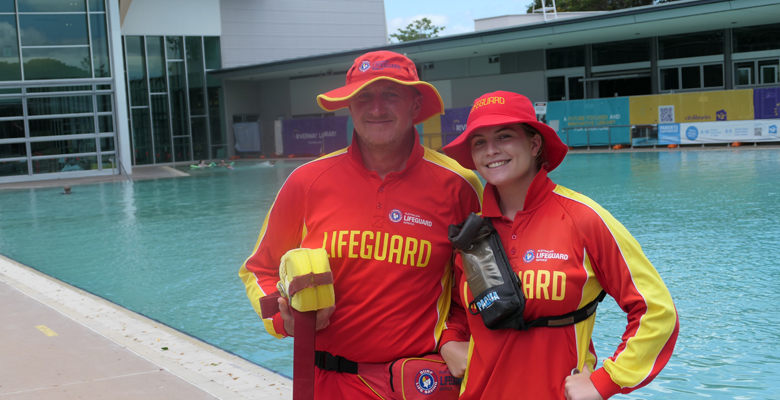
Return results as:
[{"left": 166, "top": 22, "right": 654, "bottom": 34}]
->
[{"left": 520, "top": 124, "right": 548, "bottom": 172}]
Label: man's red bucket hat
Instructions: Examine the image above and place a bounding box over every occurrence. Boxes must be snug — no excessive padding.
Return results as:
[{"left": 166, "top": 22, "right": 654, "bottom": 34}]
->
[
  {"left": 317, "top": 51, "right": 444, "bottom": 125},
  {"left": 442, "top": 91, "right": 568, "bottom": 171}
]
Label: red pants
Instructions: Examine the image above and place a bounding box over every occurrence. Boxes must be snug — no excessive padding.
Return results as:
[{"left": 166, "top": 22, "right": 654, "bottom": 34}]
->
[{"left": 314, "top": 368, "right": 384, "bottom": 400}]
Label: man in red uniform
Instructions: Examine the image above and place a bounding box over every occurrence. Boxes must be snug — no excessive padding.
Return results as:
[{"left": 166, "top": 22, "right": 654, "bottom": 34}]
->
[{"left": 239, "top": 51, "right": 482, "bottom": 398}]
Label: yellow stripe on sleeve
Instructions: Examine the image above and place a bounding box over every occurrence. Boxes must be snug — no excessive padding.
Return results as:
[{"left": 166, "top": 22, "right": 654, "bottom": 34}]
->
[
  {"left": 574, "top": 250, "right": 601, "bottom": 373},
  {"left": 422, "top": 148, "right": 483, "bottom": 205},
  {"left": 434, "top": 259, "right": 454, "bottom": 349}
]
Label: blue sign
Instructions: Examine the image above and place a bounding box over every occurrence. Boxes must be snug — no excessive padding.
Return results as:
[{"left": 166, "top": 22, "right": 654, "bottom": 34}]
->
[
  {"left": 658, "top": 124, "right": 680, "bottom": 144},
  {"left": 685, "top": 126, "right": 699, "bottom": 141},
  {"left": 547, "top": 98, "right": 631, "bottom": 146}
]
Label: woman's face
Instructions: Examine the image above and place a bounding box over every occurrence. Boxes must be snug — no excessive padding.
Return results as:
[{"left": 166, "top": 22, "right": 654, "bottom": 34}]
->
[{"left": 470, "top": 124, "right": 541, "bottom": 189}]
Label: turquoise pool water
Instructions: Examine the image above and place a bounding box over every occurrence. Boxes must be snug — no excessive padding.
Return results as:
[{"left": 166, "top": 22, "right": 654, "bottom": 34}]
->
[{"left": 1, "top": 150, "right": 778, "bottom": 399}]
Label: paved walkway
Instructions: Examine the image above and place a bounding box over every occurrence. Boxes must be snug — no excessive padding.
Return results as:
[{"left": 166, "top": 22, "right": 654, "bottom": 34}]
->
[{"left": 0, "top": 255, "right": 292, "bottom": 400}]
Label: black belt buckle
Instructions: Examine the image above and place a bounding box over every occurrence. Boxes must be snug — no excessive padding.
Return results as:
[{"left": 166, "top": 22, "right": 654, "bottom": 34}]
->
[{"left": 315, "top": 351, "right": 358, "bottom": 374}]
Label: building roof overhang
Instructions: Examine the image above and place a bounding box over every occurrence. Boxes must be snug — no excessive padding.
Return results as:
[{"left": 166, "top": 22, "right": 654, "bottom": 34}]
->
[{"left": 209, "top": 0, "right": 780, "bottom": 82}]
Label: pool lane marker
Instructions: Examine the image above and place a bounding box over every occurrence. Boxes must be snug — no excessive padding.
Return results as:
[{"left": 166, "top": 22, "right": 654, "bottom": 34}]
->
[{"left": 35, "top": 325, "right": 58, "bottom": 337}]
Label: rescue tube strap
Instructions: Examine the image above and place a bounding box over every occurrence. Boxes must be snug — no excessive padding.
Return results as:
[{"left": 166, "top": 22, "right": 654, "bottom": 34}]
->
[
  {"left": 287, "top": 271, "right": 334, "bottom": 298},
  {"left": 523, "top": 290, "right": 607, "bottom": 329},
  {"left": 259, "top": 291, "right": 282, "bottom": 319},
  {"left": 315, "top": 351, "right": 358, "bottom": 374}
]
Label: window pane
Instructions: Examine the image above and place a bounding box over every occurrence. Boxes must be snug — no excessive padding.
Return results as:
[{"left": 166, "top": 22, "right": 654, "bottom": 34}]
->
[
  {"left": 0, "top": 120, "right": 25, "bottom": 139},
  {"left": 131, "top": 107, "right": 152, "bottom": 165},
  {"left": 100, "top": 154, "right": 115, "bottom": 169},
  {"left": 18, "top": 0, "right": 85, "bottom": 12},
  {"left": 19, "top": 14, "right": 89, "bottom": 46},
  {"left": 547, "top": 76, "right": 566, "bottom": 100},
  {"left": 0, "top": 143, "right": 26, "bottom": 158},
  {"left": 703, "top": 64, "right": 723, "bottom": 87},
  {"left": 0, "top": 15, "right": 21, "bottom": 81},
  {"left": 98, "top": 115, "right": 112, "bottom": 132},
  {"left": 29, "top": 116, "right": 93, "bottom": 137},
  {"left": 28, "top": 95, "right": 93, "bottom": 116},
  {"left": 0, "top": 97, "right": 22, "bottom": 117},
  {"left": 546, "top": 46, "right": 585, "bottom": 69},
  {"left": 660, "top": 68, "right": 679, "bottom": 90},
  {"left": 208, "top": 81, "right": 224, "bottom": 145},
  {"left": 0, "top": 0, "right": 15, "bottom": 12},
  {"left": 125, "top": 36, "right": 148, "bottom": 106},
  {"left": 30, "top": 138, "right": 95, "bottom": 155},
  {"left": 166, "top": 36, "right": 183, "bottom": 60},
  {"left": 168, "top": 61, "right": 188, "bottom": 136},
  {"left": 568, "top": 76, "right": 584, "bottom": 100},
  {"left": 27, "top": 85, "right": 91, "bottom": 93},
  {"left": 23, "top": 47, "right": 91, "bottom": 80},
  {"left": 0, "top": 88, "right": 21, "bottom": 94},
  {"left": 146, "top": 36, "right": 167, "bottom": 93},
  {"left": 151, "top": 94, "right": 171, "bottom": 163},
  {"left": 759, "top": 60, "right": 779, "bottom": 84},
  {"left": 186, "top": 37, "right": 206, "bottom": 116},
  {"left": 90, "top": 14, "right": 110, "bottom": 77},
  {"left": 97, "top": 84, "right": 111, "bottom": 90},
  {"left": 0, "top": 159, "right": 28, "bottom": 176},
  {"left": 592, "top": 39, "right": 650, "bottom": 66},
  {"left": 659, "top": 31, "right": 723, "bottom": 60},
  {"left": 96, "top": 94, "right": 111, "bottom": 112},
  {"left": 191, "top": 116, "right": 208, "bottom": 160},
  {"left": 99, "top": 136, "right": 114, "bottom": 152},
  {"left": 735, "top": 62, "right": 754, "bottom": 86},
  {"left": 33, "top": 155, "right": 97, "bottom": 174},
  {"left": 174, "top": 136, "right": 191, "bottom": 162},
  {"left": 88, "top": 0, "right": 104, "bottom": 12},
  {"left": 681, "top": 66, "right": 701, "bottom": 89},
  {"left": 733, "top": 24, "right": 780, "bottom": 53},
  {"left": 211, "top": 146, "right": 226, "bottom": 159},
  {"left": 204, "top": 37, "right": 221, "bottom": 70}
]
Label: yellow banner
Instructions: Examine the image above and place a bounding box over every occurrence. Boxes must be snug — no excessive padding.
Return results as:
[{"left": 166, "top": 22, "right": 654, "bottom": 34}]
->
[
  {"left": 422, "top": 115, "right": 443, "bottom": 150},
  {"left": 629, "top": 90, "right": 754, "bottom": 125}
]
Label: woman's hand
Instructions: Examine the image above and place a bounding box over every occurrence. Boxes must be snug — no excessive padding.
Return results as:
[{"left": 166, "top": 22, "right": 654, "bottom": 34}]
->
[
  {"left": 278, "top": 297, "right": 335, "bottom": 336},
  {"left": 564, "top": 367, "right": 604, "bottom": 400},
  {"left": 439, "top": 341, "right": 469, "bottom": 378}
]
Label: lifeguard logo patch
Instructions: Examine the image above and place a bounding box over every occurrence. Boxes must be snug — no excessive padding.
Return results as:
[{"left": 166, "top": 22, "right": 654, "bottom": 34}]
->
[
  {"left": 359, "top": 60, "right": 371, "bottom": 72},
  {"left": 523, "top": 250, "right": 535, "bottom": 263},
  {"left": 415, "top": 369, "right": 438, "bottom": 394},
  {"left": 389, "top": 209, "right": 403, "bottom": 223}
]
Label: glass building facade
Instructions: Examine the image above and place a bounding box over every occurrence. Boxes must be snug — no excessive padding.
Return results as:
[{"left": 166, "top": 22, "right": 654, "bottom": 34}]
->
[
  {"left": 123, "top": 35, "right": 224, "bottom": 165},
  {"left": 0, "top": 0, "right": 118, "bottom": 180}
]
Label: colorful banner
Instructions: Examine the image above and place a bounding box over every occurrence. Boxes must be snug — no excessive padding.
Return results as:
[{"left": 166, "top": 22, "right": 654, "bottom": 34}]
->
[
  {"left": 629, "top": 90, "right": 754, "bottom": 125},
  {"left": 440, "top": 106, "right": 470, "bottom": 146},
  {"left": 754, "top": 87, "right": 780, "bottom": 119},
  {"left": 546, "top": 98, "right": 631, "bottom": 146},
  {"left": 282, "top": 116, "right": 348, "bottom": 155},
  {"left": 678, "top": 119, "right": 780, "bottom": 144}
]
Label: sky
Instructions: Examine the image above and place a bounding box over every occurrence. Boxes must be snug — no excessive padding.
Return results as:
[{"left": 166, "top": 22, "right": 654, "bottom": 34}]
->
[{"left": 384, "top": 0, "right": 536, "bottom": 40}]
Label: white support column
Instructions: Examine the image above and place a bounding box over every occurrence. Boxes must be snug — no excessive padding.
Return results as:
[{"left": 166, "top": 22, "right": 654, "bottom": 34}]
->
[{"left": 108, "top": 0, "right": 133, "bottom": 175}]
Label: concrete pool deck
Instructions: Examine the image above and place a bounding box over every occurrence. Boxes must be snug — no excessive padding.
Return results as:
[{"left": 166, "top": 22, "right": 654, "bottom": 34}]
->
[{"left": 0, "top": 255, "right": 292, "bottom": 400}]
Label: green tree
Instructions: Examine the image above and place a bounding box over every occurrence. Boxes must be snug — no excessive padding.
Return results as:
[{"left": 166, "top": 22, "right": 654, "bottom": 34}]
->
[
  {"left": 389, "top": 18, "right": 445, "bottom": 42},
  {"left": 526, "top": 0, "right": 678, "bottom": 12}
]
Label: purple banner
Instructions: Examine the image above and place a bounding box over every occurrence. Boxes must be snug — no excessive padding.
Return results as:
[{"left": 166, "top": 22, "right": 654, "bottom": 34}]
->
[
  {"left": 441, "top": 106, "right": 471, "bottom": 146},
  {"left": 282, "top": 116, "right": 348, "bottom": 155},
  {"left": 754, "top": 87, "right": 780, "bottom": 120}
]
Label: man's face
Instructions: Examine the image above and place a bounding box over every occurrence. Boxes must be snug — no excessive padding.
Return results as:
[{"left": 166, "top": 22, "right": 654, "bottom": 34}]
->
[{"left": 348, "top": 80, "right": 422, "bottom": 148}]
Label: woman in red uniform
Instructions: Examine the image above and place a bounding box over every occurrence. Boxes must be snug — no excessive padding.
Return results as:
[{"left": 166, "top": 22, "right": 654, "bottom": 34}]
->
[{"left": 441, "top": 91, "right": 679, "bottom": 400}]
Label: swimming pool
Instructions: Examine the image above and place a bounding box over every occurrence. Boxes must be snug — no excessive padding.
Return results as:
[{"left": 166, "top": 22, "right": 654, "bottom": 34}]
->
[{"left": 0, "top": 150, "right": 778, "bottom": 398}]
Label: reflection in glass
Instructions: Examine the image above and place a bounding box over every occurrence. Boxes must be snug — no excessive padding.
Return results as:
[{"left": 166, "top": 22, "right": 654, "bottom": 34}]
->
[
  {"left": 97, "top": 84, "right": 111, "bottom": 90},
  {"left": 88, "top": 0, "right": 104, "bottom": 12},
  {"left": 28, "top": 95, "right": 93, "bottom": 116},
  {"left": 151, "top": 94, "right": 171, "bottom": 163},
  {"left": 147, "top": 36, "right": 167, "bottom": 93},
  {"left": 27, "top": 85, "right": 91, "bottom": 93},
  {"left": 131, "top": 108, "right": 152, "bottom": 165},
  {"left": 208, "top": 77, "right": 224, "bottom": 145},
  {"left": 703, "top": 64, "right": 723, "bottom": 87},
  {"left": 568, "top": 76, "right": 584, "bottom": 100},
  {"left": 546, "top": 46, "right": 585, "bottom": 69},
  {"left": 659, "top": 30, "right": 724, "bottom": 60},
  {"left": 168, "top": 61, "right": 188, "bottom": 136},
  {"left": 0, "top": 142, "right": 26, "bottom": 158},
  {"left": 204, "top": 37, "right": 221, "bottom": 70},
  {"left": 125, "top": 36, "right": 148, "bottom": 106},
  {"left": 23, "top": 47, "right": 91, "bottom": 80},
  {"left": 0, "top": 97, "right": 23, "bottom": 117},
  {"left": 0, "top": 159, "right": 28, "bottom": 177},
  {"left": 592, "top": 39, "right": 650, "bottom": 66},
  {"left": 186, "top": 37, "right": 206, "bottom": 116},
  {"left": 99, "top": 136, "right": 114, "bottom": 152},
  {"left": 0, "top": 120, "right": 25, "bottom": 139},
  {"left": 660, "top": 68, "right": 679, "bottom": 90},
  {"left": 212, "top": 146, "right": 226, "bottom": 159},
  {"left": 20, "top": 14, "right": 89, "bottom": 46},
  {"left": 90, "top": 14, "right": 110, "bottom": 77},
  {"left": 29, "top": 116, "right": 94, "bottom": 137},
  {"left": 97, "top": 94, "right": 112, "bottom": 112},
  {"left": 100, "top": 153, "right": 115, "bottom": 170},
  {"left": 30, "top": 138, "right": 96, "bottom": 155},
  {"left": 681, "top": 66, "right": 701, "bottom": 89},
  {"left": 174, "top": 136, "right": 191, "bottom": 162},
  {"left": 98, "top": 115, "right": 113, "bottom": 133},
  {"left": 191, "top": 117, "right": 208, "bottom": 160},
  {"left": 547, "top": 76, "right": 565, "bottom": 101},
  {"left": 18, "top": 0, "right": 85, "bottom": 12},
  {"left": 733, "top": 24, "right": 780, "bottom": 53},
  {"left": 32, "top": 155, "right": 97, "bottom": 174},
  {"left": 0, "top": 88, "right": 21, "bottom": 94},
  {"left": 166, "top": 36, "right": 183, "bottom": 60},
  {"left": 759, "top": 60, "right": 779, "bottom": 84},
  {"left": 0, "top": 0, "right": 14, "bottom": 12},
  {"left": 0, "top": 15, "right": 21, "bottom": 81},
  {"left": 735, "top": 62, "right": 754, "bottom": 86}
]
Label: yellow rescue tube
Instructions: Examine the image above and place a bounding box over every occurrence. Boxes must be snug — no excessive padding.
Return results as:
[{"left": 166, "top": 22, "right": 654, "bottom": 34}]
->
[{"left": 278, "top": 248, "right": 335, "bottom": 312}]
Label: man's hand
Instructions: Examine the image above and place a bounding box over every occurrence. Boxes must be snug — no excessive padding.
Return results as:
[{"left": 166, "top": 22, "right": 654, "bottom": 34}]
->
[
  {"left": 564, "top": 367, "right": 604, "bottom": 400},
  {"left": 278, "top": 297, "right": 335, "bottom": 336},
  {"left": 439, "top": 341, "right": 469, "bottom": 378}
]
